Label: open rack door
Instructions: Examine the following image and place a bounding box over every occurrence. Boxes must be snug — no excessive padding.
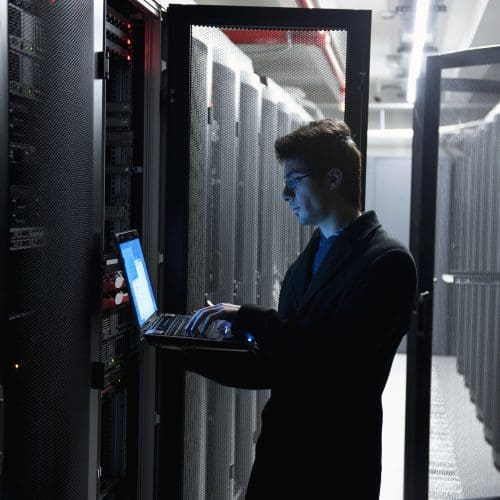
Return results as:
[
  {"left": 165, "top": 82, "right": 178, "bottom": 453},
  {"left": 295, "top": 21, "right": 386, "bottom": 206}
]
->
[
  {"left": 405, "top": 45, "right": 500, "bottom": 500},
  {"left": 157, "top": 5, "right": 371, "bottom": 499}
]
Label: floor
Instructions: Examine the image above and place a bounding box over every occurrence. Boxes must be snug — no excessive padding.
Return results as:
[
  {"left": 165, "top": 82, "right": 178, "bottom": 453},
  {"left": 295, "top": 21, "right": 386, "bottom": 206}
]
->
[
  {"left": 380, "top": 353, "right": 407, "bottom": 500},
  {"left": 378, "top": 354, "right": 500, "bottom": 500}
]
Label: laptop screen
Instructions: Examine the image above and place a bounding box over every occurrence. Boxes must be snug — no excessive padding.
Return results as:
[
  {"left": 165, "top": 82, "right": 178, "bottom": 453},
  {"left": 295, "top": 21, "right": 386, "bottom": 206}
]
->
[{"left": 118, "top": 237, "right": 158, "bottom": 327}]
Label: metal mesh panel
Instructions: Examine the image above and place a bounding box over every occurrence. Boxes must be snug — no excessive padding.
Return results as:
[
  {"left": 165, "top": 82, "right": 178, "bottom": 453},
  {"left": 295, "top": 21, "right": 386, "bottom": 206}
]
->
[
  {"left": 184, "top": 29, "right": 211, "bottom": 499},
  {"left": 277, "top": 101, "right": 293, "bottom": 282},
  {"left": 233, "top": 388, "right": 257, "bottom": 498},
  {"left": 489, "top": 110, "right": 500, "bottom": 473},
  {"left": 257, "top": 84, "right": 280, "bottom": 310},
  {"left": 209, "top": 57, "right": 238, "bottom": 304},
  {"left": 233, "top": 70, "right": 261, "bottom": 498},
  {"left": 185, "top": 25, "right": 347, "bottom": 500},
  {"left": 5, "top": 0, "right": 94, "bottom": 497},
  {"left": 183, "top": 371, "right": 208, "bottom": 499},
  {"left": 430, "top": 63, "right": 500, "bottom": 497},
  {"left": 206, "top": 382, "right": 235, "bottom": 500},
  {"left": 187, "top": 32, "right": 211, "bottom": 312},
  {"left": 234, "top": 71, "right": 261, "bottom": 306}
]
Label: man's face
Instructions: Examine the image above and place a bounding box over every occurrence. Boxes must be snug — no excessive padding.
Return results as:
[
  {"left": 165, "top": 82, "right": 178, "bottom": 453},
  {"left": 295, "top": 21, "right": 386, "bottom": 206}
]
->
[{"left": 282, "top": 157, "right": 333, "bottom": 226}]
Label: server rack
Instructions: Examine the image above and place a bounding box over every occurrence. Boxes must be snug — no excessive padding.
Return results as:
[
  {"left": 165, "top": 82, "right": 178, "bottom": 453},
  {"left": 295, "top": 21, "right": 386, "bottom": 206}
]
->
[
  {"left": 2, "top": 1, "right": 161, "bottom": 498},
  {"left": 97, "top": 2, "right": 161, "bottom": 499},
  {"left": 3, "top": 1, "right": 98, "bottom": 497},
  {"left": 233, "top": 69, "right": 261, "bottom": 498},
  {"left": 257, "top": 78, "right": 281, "bottom": 311},
  {"left": 0, "top": 2, "right": 8, "bottom": 493}
]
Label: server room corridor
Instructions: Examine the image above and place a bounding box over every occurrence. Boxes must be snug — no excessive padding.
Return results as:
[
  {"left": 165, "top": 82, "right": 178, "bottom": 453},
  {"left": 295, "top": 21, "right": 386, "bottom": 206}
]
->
[{"left": 382, "top": 352, "right": 500, "bottom": 500}]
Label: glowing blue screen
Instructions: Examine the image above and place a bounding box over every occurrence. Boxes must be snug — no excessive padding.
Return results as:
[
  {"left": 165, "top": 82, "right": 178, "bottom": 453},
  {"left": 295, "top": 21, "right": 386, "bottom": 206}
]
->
[{"left": 119, "top": 238, "right": 157, "bottom": 327}]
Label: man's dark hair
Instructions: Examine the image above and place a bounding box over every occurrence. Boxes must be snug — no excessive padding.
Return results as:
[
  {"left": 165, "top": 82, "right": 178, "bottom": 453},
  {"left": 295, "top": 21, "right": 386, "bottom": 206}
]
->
[{"left": 275, "top": 119, "right": 362, "bottom": 209}]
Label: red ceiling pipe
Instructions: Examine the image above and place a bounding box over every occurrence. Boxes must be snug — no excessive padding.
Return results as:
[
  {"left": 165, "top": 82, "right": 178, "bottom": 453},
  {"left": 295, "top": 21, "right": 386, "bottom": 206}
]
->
[
  {"left": 221, "top": 0, "right": 346, "bottom": 101},
  {"left": 297, "top": 0, "right": 346, "bottom": 98}
]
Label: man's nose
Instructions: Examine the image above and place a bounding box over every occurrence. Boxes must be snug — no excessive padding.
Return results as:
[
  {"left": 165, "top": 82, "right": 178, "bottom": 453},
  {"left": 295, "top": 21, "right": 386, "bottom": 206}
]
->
[{"left": 282, "top": 184, "right": 294, "bottom": 201}]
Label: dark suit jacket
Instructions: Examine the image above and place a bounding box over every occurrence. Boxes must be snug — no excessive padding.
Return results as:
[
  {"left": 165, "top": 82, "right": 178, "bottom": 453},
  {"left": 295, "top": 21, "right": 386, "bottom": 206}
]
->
[{"left": 184, "top": 211, "right": 417, "bottom": 499}]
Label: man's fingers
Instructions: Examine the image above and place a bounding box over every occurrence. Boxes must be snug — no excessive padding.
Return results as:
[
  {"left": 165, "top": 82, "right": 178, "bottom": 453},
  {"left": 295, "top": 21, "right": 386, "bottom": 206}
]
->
[
  {"left": 186, "top": 304, "right": 221, "bottom": 333},
  {"left": 186, "top": 303, "right": 238, "bottom": 334},
  {"left": 186, "top": 306, "right": 210, "bottom": 332},
  {"left": 199, "top": 310, "right": 222, "bottom": 335}
]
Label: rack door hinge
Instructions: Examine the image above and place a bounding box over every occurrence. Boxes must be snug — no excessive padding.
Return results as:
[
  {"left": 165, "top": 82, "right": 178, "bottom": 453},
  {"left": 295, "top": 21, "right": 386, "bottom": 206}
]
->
[
  {"left": 95, "top": 51, "right": 110, "bottom": 80},
  {"left": 91, "top": 362, "right": 105, "bottom": 389},
  {"left": 417, "top": 290, "right": 431, "bottom": 337}
]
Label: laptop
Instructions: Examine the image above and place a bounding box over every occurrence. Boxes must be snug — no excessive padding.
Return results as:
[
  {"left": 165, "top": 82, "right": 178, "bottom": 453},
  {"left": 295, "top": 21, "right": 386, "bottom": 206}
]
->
[{"left": 115, "top": 229, "right": 257, "bottom": 352}]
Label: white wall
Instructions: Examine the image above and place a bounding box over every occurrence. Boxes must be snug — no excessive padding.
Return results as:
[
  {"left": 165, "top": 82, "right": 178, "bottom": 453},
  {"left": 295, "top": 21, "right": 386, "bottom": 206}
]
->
[
  {"left": 365, "top": 156, "right": 412, "bottom": 248},
  {"left": 365, "top": 129, "right": 413, "bottom": 246}
]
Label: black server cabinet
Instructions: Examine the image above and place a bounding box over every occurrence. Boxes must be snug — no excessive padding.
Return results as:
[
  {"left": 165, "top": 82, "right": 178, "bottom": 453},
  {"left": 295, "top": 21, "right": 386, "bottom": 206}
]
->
[
  {"left": 1, "top": 1, "right": 160, "bottom": 498},
  {"left": 2, "top": 0, "right": 99, "bottom": 497},
  {"left": 158, "top": 5, "right": 370, "bottom": 499},
  {"left": 0, "top": 2, "right": 8, "bottom": 495}
]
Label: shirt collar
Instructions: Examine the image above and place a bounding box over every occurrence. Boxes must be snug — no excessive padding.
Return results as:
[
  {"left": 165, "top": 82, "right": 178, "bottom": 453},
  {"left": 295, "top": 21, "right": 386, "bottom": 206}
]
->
[
  {"left": 318, "top": 226, "right": 344, "bottom": 244},
  {"left": 318, "top": 212, "right": 363, "bottom": 243}
]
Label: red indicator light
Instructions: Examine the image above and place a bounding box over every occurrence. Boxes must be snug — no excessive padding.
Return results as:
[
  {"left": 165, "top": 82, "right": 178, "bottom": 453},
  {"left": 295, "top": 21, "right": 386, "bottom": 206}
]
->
[
  {"left": 127, "top": 23, "right": 132, "bottom": 30},
  {"left": 126, "top": 55, "right": 132, "bottom": 62},
  {"left": 127, "top": 39, "right": 132, "bottom": 45}
]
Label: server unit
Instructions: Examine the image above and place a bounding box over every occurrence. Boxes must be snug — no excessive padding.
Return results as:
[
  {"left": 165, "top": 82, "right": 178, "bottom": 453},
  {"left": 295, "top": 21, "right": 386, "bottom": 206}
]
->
[{"left": 233, "top": 68, "right": 261, "bottom": 497}]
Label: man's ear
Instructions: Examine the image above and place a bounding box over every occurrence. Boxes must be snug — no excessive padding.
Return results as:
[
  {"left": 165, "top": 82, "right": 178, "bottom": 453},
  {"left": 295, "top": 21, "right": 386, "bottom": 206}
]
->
[{"left": 327, "top": 168, "right": 342, "bottom": 190}]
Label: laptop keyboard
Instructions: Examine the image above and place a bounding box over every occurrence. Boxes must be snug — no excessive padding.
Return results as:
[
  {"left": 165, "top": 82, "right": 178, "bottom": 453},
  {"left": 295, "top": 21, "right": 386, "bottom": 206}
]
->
[
  {"left": 156, "top": 314, "right": 190, "bottom": 336},
  {"left": 151, "top": 313, "right": 224, "bottom": 339}
]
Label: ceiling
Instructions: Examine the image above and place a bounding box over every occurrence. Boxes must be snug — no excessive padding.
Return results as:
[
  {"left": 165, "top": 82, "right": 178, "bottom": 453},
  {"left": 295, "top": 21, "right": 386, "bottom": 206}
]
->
[{"left": 162, "top": 0, "right": 500, "bottom": 128}]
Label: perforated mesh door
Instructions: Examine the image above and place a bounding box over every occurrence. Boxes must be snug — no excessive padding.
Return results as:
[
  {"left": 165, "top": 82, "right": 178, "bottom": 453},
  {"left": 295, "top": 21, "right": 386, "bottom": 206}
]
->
[
  {"left": 428, "top": 62, "right": 500, "bottom": 498},
  {"left": 163, "top": 7, "right": 370, "bottom": 498},
  {"left": 5, "top": 0, "right": 95, "bottom": 497},
  {"left": 184, "top": 24, "right": 348, "bottom": 500}
]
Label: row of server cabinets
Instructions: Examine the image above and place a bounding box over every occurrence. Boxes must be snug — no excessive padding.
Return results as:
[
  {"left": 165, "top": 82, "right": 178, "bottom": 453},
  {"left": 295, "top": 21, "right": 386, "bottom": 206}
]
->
[
  {"left": 433, "top": 107, "right": 500, "bottom": 471},
  {"left": 1, "top": 1, "right": 369, "bottom": 498}
]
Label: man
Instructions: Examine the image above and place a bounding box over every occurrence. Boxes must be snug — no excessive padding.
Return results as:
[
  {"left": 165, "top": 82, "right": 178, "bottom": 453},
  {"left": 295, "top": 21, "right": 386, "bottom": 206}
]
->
[{"left": 185, "top": 119, "right": 417, "bottom": 499}]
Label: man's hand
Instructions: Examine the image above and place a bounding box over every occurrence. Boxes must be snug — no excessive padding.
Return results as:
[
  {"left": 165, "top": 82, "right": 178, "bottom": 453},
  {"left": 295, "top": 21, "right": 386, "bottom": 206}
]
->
[{"left": 186, "top": 303, "right": 241, "bottom": 336}]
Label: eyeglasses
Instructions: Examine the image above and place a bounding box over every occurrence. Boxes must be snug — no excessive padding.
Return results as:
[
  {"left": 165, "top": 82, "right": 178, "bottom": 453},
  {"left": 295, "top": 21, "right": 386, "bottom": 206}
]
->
[{"left": 283, "top": 173, "right": 311, "bottom": 191}]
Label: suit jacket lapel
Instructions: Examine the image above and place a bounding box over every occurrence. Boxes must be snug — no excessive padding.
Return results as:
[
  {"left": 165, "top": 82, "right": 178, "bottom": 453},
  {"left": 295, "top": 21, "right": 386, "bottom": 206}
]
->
[
  {"left": 289, "top": 230, "right": 319, "bottom": 307},
  {"left": 297, "top": 233, "right": 353, "bottom": 311},
  {"left": 294, "top": 211, "right": 382, "bottom": 313}
]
